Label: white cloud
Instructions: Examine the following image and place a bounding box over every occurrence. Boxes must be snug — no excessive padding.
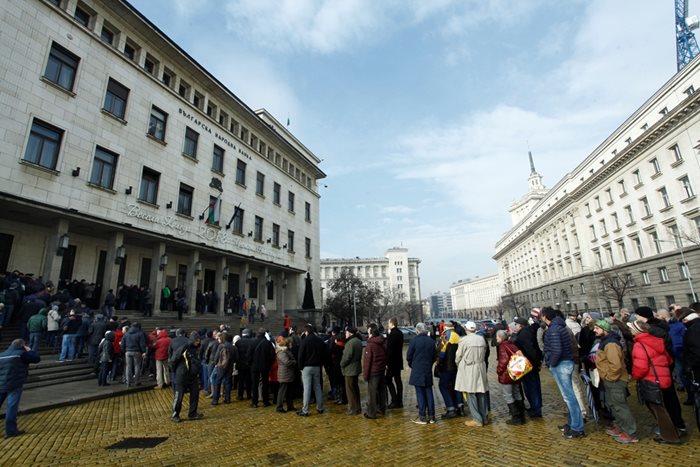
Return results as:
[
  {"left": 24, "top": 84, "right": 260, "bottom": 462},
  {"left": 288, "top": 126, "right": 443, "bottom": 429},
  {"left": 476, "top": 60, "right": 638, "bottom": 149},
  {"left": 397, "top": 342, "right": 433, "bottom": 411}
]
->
[
  {"left": 173, "top": 0, "right": 209, "bottom": 17},
  {"left": 379, "top": 205, "right": 415, "bottom": 214}
]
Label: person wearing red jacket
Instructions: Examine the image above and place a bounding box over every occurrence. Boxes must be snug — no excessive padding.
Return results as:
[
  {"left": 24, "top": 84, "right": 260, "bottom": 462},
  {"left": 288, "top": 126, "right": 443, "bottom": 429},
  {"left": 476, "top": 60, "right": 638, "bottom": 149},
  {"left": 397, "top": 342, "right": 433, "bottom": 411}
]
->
[
  {"left": 153, "top": 329, "right": 172, "bottom": 388},
  {"left": 629, "top": 320, "right": 680, "bottom": 445},
  {"left": 362, "top": 324, "right": 387, "bottom": 419},
  {"left": 495, "top": 330, "right": 526, "bottom": 425},
  {"left": 109, "top": 327, "right": 125, "bottom": 384}
]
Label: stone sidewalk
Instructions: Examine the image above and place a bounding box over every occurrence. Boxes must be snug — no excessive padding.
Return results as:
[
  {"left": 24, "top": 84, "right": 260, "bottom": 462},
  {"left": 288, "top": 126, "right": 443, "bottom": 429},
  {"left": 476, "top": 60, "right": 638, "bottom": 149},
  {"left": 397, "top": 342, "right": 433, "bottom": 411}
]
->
[{"left": 0, "top": 361, "right": 698, "bottom": 466}]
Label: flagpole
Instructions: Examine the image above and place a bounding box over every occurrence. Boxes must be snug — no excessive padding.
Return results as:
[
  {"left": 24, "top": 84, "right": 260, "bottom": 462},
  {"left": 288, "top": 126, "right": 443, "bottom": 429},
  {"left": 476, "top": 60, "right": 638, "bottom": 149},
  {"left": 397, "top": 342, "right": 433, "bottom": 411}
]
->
[
  {"left": 200, "top": 192, "right": 222, "bottom": 221},
  {"left": 226, "top": 202, "right": 242, "bottom": 229}
]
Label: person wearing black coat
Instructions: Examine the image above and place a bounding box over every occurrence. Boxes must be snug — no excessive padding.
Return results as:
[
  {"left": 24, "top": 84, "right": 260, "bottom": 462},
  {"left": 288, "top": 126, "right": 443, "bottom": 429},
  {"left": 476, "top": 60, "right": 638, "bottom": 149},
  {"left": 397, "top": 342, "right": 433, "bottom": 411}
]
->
[
  {"left": 407, "top": 323, "right": 437, "bottom": 424},
  {"left": 297, "top": 325, "right": 326, "bottom": 416},
  {"left": 513, "top": 317, "right": 544, "bottom": 417},
  {"left": 386, "top": 318, "right": 404, "bottom": 409},
  {"left": 169, "top": 332, "right": 203, "bottom": 422},
  {"left": 235, "top": 329, "right": 255, "bottom": 400},
  {"left": 87, "top": 315, "right": 107, "bottom": 366},
  {"left": 249, "top": 330, "right": 275, "bottom": 407}
]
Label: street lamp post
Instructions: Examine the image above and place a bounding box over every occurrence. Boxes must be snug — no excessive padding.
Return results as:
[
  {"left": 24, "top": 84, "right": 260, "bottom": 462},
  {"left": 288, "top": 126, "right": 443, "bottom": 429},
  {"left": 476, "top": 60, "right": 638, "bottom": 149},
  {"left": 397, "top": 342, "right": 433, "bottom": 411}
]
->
[
  {"left": 352, "top": 288, "right": 357, "bottom": 327},
  {"left": 581, "top": 265, "right": 604, "bottom": 313},
  {"left": 662, "top": 236, "right": 697, "bottom": 303}
]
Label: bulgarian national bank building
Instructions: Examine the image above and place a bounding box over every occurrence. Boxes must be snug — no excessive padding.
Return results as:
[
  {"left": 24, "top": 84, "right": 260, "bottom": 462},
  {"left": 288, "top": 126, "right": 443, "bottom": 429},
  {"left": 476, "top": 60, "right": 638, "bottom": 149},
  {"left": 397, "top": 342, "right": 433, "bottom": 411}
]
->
[{"left": 0, "top": 0, "right": 326, "bottom": 314}]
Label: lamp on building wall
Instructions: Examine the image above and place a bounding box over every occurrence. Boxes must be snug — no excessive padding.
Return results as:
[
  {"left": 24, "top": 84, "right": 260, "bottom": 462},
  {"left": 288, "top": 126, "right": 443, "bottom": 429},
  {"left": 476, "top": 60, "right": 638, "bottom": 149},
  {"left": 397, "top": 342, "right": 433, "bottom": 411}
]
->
[
  {"left": 247, "top": 231, "right": 253, "bottom": 237},
  {"left": 194, "top": 261, "right": 202, "bottom": 276},
  {"left": 125, "top": 186, "right": 133, "bottom": 195},
  {"left": 71, "top": 167, "right": 80, "bottom": 177},
  {"left": 223, "top": 266, "right": 229, "bottom": 279},
  {"left": 282, "top": 278, "right": 287, "bottom": 289},
  {"left": 159, "top": 254, "right": 168, "bottom": 271},
  {"left": 246, "top": 271, "right": 252, "bottom": 282},
  {"left": 266, "top": 274, "right": 272, "bottom": 285},
  {"left": 266, "top": 238, "right": 271, "bottom": 243},
  {"left": 115, "top": 245, "right": 126, "bottom": 264},
  {"left": 166, "top": 201, "right": 172, "bottom": 209},
  {"left": 56, "top": 233, "right": 70, "bottom": 256},
  {"left": 282, "top": 243, "right": 288, "bottom": 249}
]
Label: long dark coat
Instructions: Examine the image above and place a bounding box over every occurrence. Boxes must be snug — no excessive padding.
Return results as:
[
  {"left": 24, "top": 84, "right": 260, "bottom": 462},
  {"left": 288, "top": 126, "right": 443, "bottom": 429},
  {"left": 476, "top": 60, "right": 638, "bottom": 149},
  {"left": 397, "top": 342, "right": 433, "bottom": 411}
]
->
[{"left": 407, "top": 333, "right": 435, "bottom": 387}]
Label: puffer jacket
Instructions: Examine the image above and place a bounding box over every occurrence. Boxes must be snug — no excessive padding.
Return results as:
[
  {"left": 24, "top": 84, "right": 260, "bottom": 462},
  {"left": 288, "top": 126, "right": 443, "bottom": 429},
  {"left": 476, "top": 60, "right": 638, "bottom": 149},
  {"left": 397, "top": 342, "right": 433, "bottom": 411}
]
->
[
  {"left": 0, "top": 345, "right": 41, "bottom": 391},
  {"left": 153, "top": 330, "right": 171, "bottom": 361},
  {"left": 496, "top": 339, "right": 520, "bottom": 385},
  {"left": 668, "top": 319, "right": 685, "bottom": 358},
  {"left": 631, "top": 332, "right": 673, "bottom": 389},
  {"left": 47, "top": 308, "right": 61, "bottom": 331},
  {"left": 276, "top": 346, "right": 296, "bottom": 383},
  {"left": 362, "top": 335, "right": 387, "bottom": 380},
  {"left": 544, "top": 316, "right": 573, "bottom": 368}
]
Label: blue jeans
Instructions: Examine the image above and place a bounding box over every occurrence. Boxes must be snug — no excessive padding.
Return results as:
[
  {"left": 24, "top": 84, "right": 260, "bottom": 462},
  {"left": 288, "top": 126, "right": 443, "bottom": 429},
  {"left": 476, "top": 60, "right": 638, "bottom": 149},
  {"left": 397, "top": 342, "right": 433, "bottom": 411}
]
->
[
  {"left": 301, "top": 366, "right": 324, "bottom": 414},
  {"left": 201, "top": 363, "right": 210, "bottom": 394},
  {"left": 550, "top": 360, "right": 584, "bottom": 432},
  {"left": 521, "top": 370, "right": 542, "bottom": 416},
  {"left": 29, "top": 332, "right": 42, "bottom": 353},
  {"left": 0, "top": 388, "right": 23, "bottom": 436},
  {"left": 415, "top": 385, "right": 435, "bottom": 418},
  {"left": 213, "top": 370, "right": 232, "bottom": 403},
  {"left": 438, "top": 369, "right": 457, "bottom": 411},
  {"left": 59, "top": 334, "right": 77, "bottom": 361}
]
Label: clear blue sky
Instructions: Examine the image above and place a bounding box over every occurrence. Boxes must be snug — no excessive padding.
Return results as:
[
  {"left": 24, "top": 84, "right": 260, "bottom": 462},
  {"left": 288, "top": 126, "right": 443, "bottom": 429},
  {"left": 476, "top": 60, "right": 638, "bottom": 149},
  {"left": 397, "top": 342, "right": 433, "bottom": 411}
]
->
[{"left": 130, "top": 0, "right": 686, "bottom": 297}]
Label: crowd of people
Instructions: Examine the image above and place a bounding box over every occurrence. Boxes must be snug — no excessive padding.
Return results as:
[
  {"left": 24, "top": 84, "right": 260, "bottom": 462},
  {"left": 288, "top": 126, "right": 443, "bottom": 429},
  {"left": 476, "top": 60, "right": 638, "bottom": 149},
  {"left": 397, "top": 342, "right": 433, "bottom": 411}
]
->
[{"left": 1, "top": 270, "right": 699, "bottom": 446}]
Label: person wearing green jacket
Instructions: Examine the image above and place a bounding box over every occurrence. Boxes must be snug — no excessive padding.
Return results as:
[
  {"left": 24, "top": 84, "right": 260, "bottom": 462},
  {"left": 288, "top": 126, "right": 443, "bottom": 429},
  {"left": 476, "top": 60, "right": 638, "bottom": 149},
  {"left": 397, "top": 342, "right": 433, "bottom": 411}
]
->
[
  {"left": 27, "top": 308, "right": 48, "bottom": 352},
  {"left": 340, "top": 327, "right": 363, "bottom": 416}
]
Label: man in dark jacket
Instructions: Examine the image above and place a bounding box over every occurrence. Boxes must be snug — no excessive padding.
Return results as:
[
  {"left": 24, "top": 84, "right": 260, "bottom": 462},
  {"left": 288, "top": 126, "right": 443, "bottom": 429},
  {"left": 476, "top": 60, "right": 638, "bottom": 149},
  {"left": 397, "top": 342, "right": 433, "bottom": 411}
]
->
[
  {"left": 0, "top": 339, "right": 40, "bottom": 437},
  {"left": 408, "top": 322, "right": 437, "bottom": 424},
  {"left": 169, "top": 331, "right": 203, "bottom": 422},
  {"left": 235, "top": 328, "right": 254, "bottom": 400},
  {"left": 249, "top": 329, "right": 274, "bottom": 407},
  {"left": 103, "top": 289, "right": 115, "bottom": 318},
  {"left": 58, "top": 311, "right": 81, "bottom": 361},
  {"left": 385, "top": 318, "right": 404, "bottom": 409},
  {"left": 363, "top": 324, "right": 387, "bottom": 419},
  {"left": 121, "top": 322, "right": 147, "bottom": 386},
  {"left": 513, "top": 316, "right": 544, "bottom": 417},
  {"left": 297, "top": 324, "right": 325, "bottom": 416},
  {"left": 340, "top": 327, "right": 363, "bottom": 415},
  {"left": 543, "top": 307, "right": 584, "bottom": 438},
  {"left": 436, "top": 321, "right": 461, "bottom": 418},
  {"left": 26, "top": 308, "right": 47, "bottom": 353},
  {"left": 87, "top": 315, "right": 107, "bottom": 365},
  {"left": 680, "top": 305, "right": 700, "bottom": 431},
  {"left": 212, "top": 333, "right": 237, "bottom": 405}
]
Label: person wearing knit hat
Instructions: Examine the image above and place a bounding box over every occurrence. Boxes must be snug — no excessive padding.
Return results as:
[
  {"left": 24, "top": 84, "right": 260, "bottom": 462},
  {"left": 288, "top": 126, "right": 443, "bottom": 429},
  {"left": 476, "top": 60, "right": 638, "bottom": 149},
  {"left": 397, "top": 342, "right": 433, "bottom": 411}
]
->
[
  {"left": 634, "top": 306, "right": 654, "bottom": 321},
  {"left": 594, "top": 318, "right": 638, "bottom": 443},
  {"left": 680, "top": 304, "right": 700, "bottom": 427}
]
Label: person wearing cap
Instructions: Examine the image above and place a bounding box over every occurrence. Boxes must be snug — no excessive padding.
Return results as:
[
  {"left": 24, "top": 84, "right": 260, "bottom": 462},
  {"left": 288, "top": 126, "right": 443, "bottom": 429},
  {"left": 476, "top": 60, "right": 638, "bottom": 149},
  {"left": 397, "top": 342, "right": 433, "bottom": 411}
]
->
[
  {"left": 628, "top": 320, "right": 680, "bottom": 445},
  {"left": 0, "top": 338, "right": 41, "bottom": 438},
  {"left": 436, "top": 321, "right": 461, "bottom": 419},
  {"left": 679, "top": 304, "right": 700, "bottom": 431},
  {"left": 340, "top": 326, "right": 363, "bottom": 415},
  {"left": 169, "top": 331, "right": 203, "bottom": 422},
  {"left": 407, "top": 323, "right": 437, "bottom": 424},
  {"left": 455, "top": 321, "right": 489, "bottom": 427},
  {"left": 542, "top": 307, "right": 585, "bottom": 439},
  {"left": 594, "top": 319, "right": 638, "bottom": 443},
  {"left": 635, "top": 306, "right": 687, "bottom": 435},
  {"left": 513, "top": 316, "right": 544, "bottom": 417}
]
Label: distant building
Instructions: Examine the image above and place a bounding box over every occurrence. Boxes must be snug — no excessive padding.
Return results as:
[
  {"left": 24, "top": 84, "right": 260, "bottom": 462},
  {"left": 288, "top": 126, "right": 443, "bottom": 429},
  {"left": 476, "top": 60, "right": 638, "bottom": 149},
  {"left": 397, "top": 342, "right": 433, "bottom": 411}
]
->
[
  {"left": 449, "top": 274, "right": 502, "bottom": 319},
  {"left": 320, "top": 247, "right": 422, "bottom": 304},
  {"left": 428, "top": 291, "right": 452, "bottom": 317}
]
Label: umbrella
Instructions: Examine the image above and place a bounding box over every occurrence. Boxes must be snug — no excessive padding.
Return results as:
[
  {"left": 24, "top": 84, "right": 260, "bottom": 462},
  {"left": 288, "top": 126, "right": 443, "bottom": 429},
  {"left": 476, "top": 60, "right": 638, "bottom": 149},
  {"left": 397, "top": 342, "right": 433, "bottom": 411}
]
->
[
  {"left": 301, "top": 272, "right": 316, "bottom": 310},
  {"left": 580, "top": 371, "right": 599, "bottom": 423}
]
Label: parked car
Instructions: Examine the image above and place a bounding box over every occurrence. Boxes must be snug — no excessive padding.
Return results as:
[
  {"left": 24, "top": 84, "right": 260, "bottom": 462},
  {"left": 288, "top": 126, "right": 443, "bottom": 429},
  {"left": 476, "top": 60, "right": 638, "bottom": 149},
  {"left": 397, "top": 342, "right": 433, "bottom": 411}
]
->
[
  {"left": 474, "top": 319, "right": 498, "bottom": 337},
  {"left": 398, "top": 326, "right": 416, "bottom": 343}
]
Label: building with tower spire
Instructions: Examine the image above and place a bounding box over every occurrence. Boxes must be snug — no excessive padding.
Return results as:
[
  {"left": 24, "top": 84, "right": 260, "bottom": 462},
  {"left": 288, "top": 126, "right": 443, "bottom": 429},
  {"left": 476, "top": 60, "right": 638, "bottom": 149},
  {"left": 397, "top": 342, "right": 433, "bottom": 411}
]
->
[{"left": 509, "top": 151, "right": 549, "bottom": 226}]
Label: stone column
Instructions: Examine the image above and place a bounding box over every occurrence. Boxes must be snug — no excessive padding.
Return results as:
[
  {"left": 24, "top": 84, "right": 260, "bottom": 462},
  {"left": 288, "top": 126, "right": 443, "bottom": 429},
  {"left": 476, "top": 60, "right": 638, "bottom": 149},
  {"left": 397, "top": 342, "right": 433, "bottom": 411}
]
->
[
  {"left": 216, "top": 256, "right": 227, "bottom": 317},
  {"left": 187, "top": 250, "right": 199, "bottom": 316},
  {"left": 240, "top": 263, "right": 249, "bottom": 300},
  {"left": 100, "top": 232, "right": 125, "bottom": 306},
  {"left": 262, "top": 267, "right": 269, "bottom": 307},
  {"left": 42, "top": 218, "right": 69, "bottom": 285},
  {"left": 150, "top": 242, "right": 166, "bottom": 316}
]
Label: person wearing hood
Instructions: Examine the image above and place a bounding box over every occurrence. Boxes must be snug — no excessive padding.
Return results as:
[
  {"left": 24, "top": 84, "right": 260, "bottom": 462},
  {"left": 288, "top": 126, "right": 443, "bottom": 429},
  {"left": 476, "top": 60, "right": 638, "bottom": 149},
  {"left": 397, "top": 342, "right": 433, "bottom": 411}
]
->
[
  {"left": 26, "top": 308, "right": 47, "bottom": 353},
  {"left": 87, "top": 315, "right": 107, "bottom": 366},
  {"left": 153, "top": 328, "right": 172, "bottom": 388},
  {"left": 121, "top": 322, "right": 147, "bottom": 387},
  {"left": 46, "top": 305, "right": 61, "bottom": 353},
  {"left": 275, "top": 336, "right": 297, "bottom": 413},
  {"left": 98, "top": 331, "right": 115, "bottom": 386},
  {"left": 362, "top": 323, "right": 387, "bottom": 419},
  {"left": 543, "top": 307, "right": 585, "bottom": 439},
  {"left": 595, "top": 320, "right": 638, "bottom": 444},
  {"left": 169, "top": 331, "right": 203, "bottom": 423},
  {"left": 340, "top": 326, "right": 363, "bottom": 416},
  {"left": 629, "top": 320, "right": 680, "bottom": 445},
  {"left": 0, "top": 339, "right": 40, "bottom": 438}
]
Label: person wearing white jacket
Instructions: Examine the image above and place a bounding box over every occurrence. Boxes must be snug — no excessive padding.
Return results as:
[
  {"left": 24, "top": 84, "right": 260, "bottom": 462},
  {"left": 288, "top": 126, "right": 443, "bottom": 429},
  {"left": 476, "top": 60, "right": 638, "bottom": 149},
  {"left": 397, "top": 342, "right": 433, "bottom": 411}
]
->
[{"left": 46, "top": 305, "right": 61, "bottom": 353}]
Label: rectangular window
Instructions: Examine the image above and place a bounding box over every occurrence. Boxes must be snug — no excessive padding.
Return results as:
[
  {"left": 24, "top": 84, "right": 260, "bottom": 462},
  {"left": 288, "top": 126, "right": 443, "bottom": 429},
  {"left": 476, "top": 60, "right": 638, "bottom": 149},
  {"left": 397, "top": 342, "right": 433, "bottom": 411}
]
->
[
  {"left": 626, "top": 273, "right": 635, "bottom": 287},
  {"left": 589, "top": 224, "right": 596, "bottom": 240},
  {"left": 100, "top": 25, "right": 114, "bottom": 45},
  {"left": 650, "top": 157, "right": 661, "bottom": 175},
  {"left": 665, "top": 295, "right": 676, "bottom": 308},
  {"left": 138, "top": 167, "right": 160, "bottom": 205},
  {"left": 641, "top": 197, "right": 651, "bottom": 217},
  {"left": 650, "top": 231, "right": 661, "bottom": 254},
  {"left": 232, "top": 208, "right": 244, "bottom": 234},
  {"left": 24, "top": 119, "right": 63, "bottom": 170},
  {"left": 254, "top": 216, "right": 263, "bottom": 242},
  {"left": 641, "top": 270, "right": 650, "bottom": 285},
  {"left": 605, "top": 188, "right": 613, "bottom": 204},
  {"left": 618, "top": 242, "right": 628, "bottom": 262},
  {"left": 236, "top": 159, "right": 246, "bottom": 185},
  {"left": 44, "top": 42, "right": 79, "bottom": 91},
  {"left": 74, "top": 5, "right": 91, "bottom": 27},
  {"left": 611, "top": 212, "right": 620, "bottom": 230},
  {"left": 599, "top": 219, "right": 607, "bottom": 236},
  {"left": 183, "top": 127, "right": 198, "bottom": 159},
  {"left": 680, "top": 175, "right": 695, "bottom": 199},
  {"left": 162, "top": 67, "right": 174, "bottom": 88},
  {"left": 272, "top": 223, "right": 280, "bottom": 247},
  {"left": 147, "top": 106, "right": 167, "bottom": 141},
  {"left": 305, "top": 237, "right": 311, "bottom": 258},
  {"left": 288, "top": 191, "right": 295, "bottom": 212},
  {"left": 287, "top": 230, "right": 295, "bottom": 252},
  {"left": 273, "top": 183, "right": 281, "bottom": 205},
  {"left": 144, "top": 54, "right": 158, "bottom": 76},
  {"left": 580, "top": 283, "right": 586, "bottom": 294},
  {"left": 594, "top": 196, "right": 601, "bottom": 210},
  {"left": 206, "top": 195, "right": 220, "bottom": 226},
  {"left": 679, "top": 262, "right": 691, "bottom": 280},
  {"left": 212, "top": 145, "right": 225, "bottom": 173},
  {"left": 633, "top": 237, "right": 644, "bottom": 258},
  {"left": 647, "top": 297, "right": 657, "bottom": 309},
  {"left": 670, "top": 224, "right": 682, "bottom": 248},
  {"left": 256, "top": 172, "right": 265, "bottom": 196},
  {"left": 659, "top": 267, "right": 669, "bottom": 283},
  {"left": 658, "top": 187, "right": 671, "bottom": 208},
  {"left": 624, "top": 205, "right": 634, "bottom": 223},
  {"left": 618, "top": 179, "right": 627, "bottom": 195},
  {"left": 178, "top": 80, "right": 190, "bottom": 99},
  {"left": 89, "top": 146, "right": 118, "bottom": 189},
  {"left": 305, "top": 202, "right": 311, "bottom": 222},
  {"left": 670, "top": 144, "right": 683, "bottom": 162},
  {"left": 177, "top": 184, "right": 193, "bottom": 216},
  {"left": 103, "top": 78, "right": 129, "bottom": 119},
  {"left": 632, "top": 170, "right": 641, "bottom": 186},
  {"left": 123, "top": 40, "right": 137, "bottom": 61}
]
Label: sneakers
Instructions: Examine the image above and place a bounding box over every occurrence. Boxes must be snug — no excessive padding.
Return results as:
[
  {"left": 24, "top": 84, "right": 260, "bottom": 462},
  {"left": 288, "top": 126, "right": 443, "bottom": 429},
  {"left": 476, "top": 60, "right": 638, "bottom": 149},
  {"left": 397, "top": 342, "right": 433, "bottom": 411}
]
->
[
  {"left": 296, "top": 410, "right": 309, "bottom": 417},
  {"left": 558, "top": 423, "right": 569, "bottom": 433},
  {"left": 605, "top": 426, "right": 623, "bottom": 437},
  {"left": 614, "top": 433, "right": 639, "bottom": 444},
  {"left": 188, "top": 413, "right": 204, "bottom": 420},
  {"left": 441, "top": 410, "right": 457, "bottom": 420},
  {"left": 464, "top": 420, "right": 482, "bottom": 427},
  {"left": 171, "top": 416, "right": 181, "bottom": 423},
  {"left": 412, "top": 416, "right": 428, "bottom": 425},
  {"left": 563, "top": 429, "right": 585, "bottom": 439},
  {"left": 653, "top": 437, "right": 683, "bottom": 445}
]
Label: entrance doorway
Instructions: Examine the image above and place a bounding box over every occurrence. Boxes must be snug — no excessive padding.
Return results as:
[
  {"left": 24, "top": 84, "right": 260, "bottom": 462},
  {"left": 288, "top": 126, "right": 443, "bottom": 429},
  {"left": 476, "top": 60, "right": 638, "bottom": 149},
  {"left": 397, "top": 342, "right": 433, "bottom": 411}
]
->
[
  {"left": 59, "top": 245, "right": 77, "bottom": 281},
  {"left": 140, "top": 257, "right": 152, "bottom": 287},
  {"left": 0, "top": 233, "right": 13, "bottom": 273}
]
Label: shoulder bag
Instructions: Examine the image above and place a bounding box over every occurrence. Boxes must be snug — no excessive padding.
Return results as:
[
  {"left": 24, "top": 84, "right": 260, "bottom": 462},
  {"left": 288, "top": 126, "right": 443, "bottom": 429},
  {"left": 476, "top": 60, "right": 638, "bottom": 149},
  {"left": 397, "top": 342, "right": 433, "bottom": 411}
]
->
[
  {"left": 506, "top": 345, "right": 532, "bottom": 382},
  {"left": 636, "top": 343, "right": 664, "bottom": 405}
]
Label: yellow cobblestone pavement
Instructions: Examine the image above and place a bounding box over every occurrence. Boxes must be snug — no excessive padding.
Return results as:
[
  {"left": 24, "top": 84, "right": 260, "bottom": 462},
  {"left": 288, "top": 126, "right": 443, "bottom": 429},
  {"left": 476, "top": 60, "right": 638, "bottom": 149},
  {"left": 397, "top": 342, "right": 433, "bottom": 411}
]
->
[{"left": 1, "top": 362, "right": 699, "bottom": 466}]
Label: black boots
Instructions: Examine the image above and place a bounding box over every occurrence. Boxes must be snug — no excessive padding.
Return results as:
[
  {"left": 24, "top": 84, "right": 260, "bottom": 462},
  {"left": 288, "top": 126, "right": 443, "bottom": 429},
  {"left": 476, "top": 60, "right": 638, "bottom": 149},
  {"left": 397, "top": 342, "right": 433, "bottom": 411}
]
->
[{"left": 506, "top": 400, "right": 526, "bottom": 425}]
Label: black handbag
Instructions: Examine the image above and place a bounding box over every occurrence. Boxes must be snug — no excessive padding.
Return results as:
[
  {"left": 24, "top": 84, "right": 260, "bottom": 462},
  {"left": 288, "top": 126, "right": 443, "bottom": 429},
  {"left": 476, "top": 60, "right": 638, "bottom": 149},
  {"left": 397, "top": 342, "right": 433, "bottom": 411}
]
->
[{"left": 636, "top": 344, "right": 663, "bottom": 405}]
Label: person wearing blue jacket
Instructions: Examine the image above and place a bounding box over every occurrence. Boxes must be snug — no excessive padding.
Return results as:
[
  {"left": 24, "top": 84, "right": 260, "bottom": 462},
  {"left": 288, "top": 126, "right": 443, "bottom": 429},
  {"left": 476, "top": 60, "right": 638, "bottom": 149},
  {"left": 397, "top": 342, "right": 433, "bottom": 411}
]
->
[
  {"left": 543, "top": 307, "right": 585, "bottom": 439},
  {"left": 0, "top": 339, "right": 40, "bottom": 438},
  {"left": 407, "top": 322, "right": 437, "bottom": 425}
]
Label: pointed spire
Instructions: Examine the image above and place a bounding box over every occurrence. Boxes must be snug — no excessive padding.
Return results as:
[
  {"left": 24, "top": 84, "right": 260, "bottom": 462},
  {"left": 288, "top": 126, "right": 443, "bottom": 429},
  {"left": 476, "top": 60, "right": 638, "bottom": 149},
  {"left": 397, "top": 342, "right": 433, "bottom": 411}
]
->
[{"left": 528, "top": 151, "right": 536, "bottom": 175}]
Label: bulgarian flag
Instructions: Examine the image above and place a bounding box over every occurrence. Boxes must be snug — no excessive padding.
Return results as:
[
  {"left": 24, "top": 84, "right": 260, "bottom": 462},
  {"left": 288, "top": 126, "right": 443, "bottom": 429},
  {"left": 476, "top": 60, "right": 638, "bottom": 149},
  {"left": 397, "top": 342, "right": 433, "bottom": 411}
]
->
[{"left": 206, "top": 196, "right": 221, "bottom": 225}]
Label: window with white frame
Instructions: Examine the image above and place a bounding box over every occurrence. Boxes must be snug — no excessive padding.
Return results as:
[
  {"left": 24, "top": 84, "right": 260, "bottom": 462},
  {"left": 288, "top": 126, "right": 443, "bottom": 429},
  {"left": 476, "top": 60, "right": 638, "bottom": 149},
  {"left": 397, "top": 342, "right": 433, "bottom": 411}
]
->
[
  {"left": 618, "top": 179, "right": 627, "bottom": 195},
  {"left": 650, "top": 157, "right": 661, "bottom": 175},
  {"left": 611, "top": 212, "right": 620, "bottom": 230},
  {"left": 633, "top": 236, "right": 644, "bottom": 258},
  {"left": 670, "top": 144, "right": 683, "bottom": 162},
  {"left": 599, "top": 219, "right": 608, "bottom": 236},
  {"left": 641, "top": 197, "right": 652, "bottom": 217},
  {"left": 594, "top": 196, "right": 601, "bottom": 210},
  {"left": 624, "top": 205, "right": 634, "bottom": 223},
  {"left": 679, "top": 262, "right": 691, "bottom": 280},
  {"left": 659, "top": 267, "right": 669, "bottom": 283},
  {"left": 650, "top": 231, "right": 662, "bottom": 254},
  {"left": 589, "top": 224, "right": 596, "bottom": 240},
  {"left": 633, "top": 169, "right": 642, "bottom": 186},
  {"left": 585, "top": 203, "right": 591, "bottom": 216},
  {"left": 670, "top": 224, "right": 682, "bottom": 248},
  {"left": 626, "top": 273, "right": 635, "bottom": 287},
  {"left": 680, "top": 175, "right": 695, "bottom": 199},
  {"left": 641, "top": 270, "right": 650, "bottom": 285},
  {"left": 618, "top": 241, "right": 628, "bottom": 262},
  {"left": 658, "top": 186, "right": 671, "bottom": 208}
]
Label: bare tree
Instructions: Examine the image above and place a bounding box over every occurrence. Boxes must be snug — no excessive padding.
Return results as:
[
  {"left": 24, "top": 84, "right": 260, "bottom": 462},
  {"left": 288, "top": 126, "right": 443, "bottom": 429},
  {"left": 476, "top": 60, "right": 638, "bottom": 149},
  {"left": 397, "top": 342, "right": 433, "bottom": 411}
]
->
[{"left": 598, "top": 271, "right": 638, "bottom": 310}]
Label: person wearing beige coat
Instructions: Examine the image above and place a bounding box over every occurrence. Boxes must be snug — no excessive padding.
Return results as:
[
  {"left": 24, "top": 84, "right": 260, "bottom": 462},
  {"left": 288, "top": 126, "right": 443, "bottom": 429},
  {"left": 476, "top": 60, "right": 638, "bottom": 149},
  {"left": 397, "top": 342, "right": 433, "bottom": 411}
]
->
[{"left": 455, "top": 322, "right": 490, "bottom": 427}]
